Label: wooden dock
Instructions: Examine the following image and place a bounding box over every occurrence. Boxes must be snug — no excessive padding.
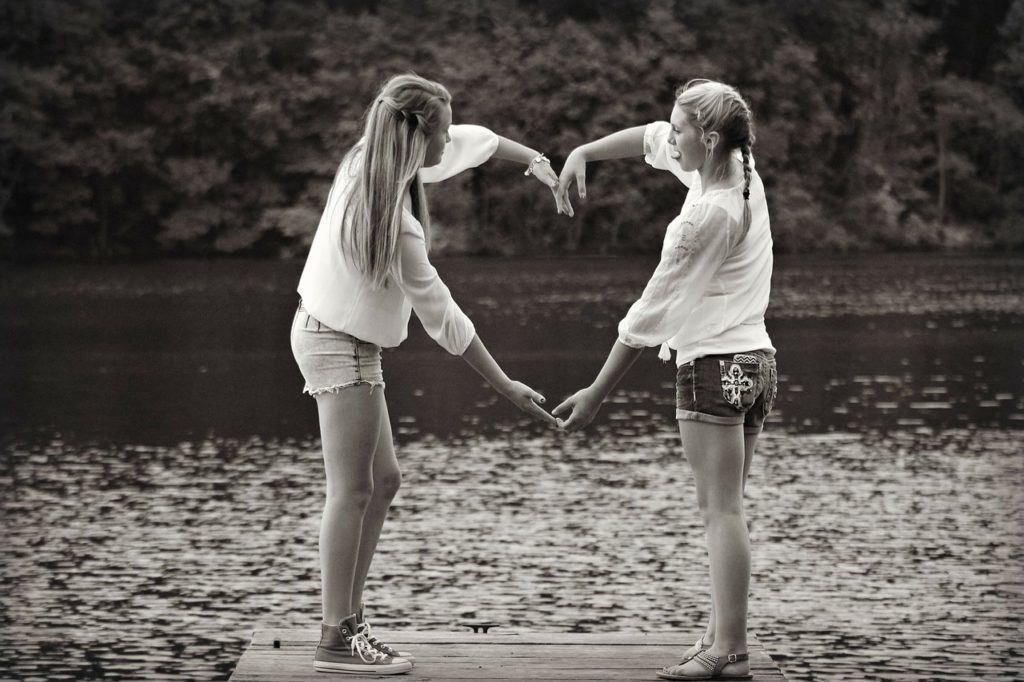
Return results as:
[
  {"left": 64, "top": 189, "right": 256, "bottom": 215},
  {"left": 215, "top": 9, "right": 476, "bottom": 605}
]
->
[{"left": 229, "top": 629, "right": 788, "bottom": 681}]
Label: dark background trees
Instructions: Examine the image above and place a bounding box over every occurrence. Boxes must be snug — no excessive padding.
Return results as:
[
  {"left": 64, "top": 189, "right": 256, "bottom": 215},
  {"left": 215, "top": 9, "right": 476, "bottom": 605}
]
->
[{"left": 1, "top": 0, "right": 1021, "bottom": 260}]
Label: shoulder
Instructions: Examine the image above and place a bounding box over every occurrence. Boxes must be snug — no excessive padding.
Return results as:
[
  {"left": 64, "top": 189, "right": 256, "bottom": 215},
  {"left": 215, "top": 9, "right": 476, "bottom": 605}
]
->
[
  {"left": 675, "top": 199, "right": 737, "bottom": 249},
  {"left": 643, "top": 121, "right": 697, "bottom": 188},
  {"left": 643, "top": 121, "right": 672, "bottom": 151},
  {"left": 418, "top": 124, "right": 499, "bottom": 184},
  {"left": 449, "top": 123, "right": 499, "bottom": 148},
  {"left": 400, "top": 211, "right": 426, "bottom": 239},
  {"left": 443, "top": 124, "right": 500, "bottom": 162},
  {"left": 680, "top": 199, "right": 733, "bottom": 230}
]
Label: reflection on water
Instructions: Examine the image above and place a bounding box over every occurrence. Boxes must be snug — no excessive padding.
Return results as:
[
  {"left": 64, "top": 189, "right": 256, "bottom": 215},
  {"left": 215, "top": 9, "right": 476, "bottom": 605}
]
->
[
  {"left": 1, "top": 254, "right": 1022, "bottom": 444},
  {"left": 1, "top": 254, "right": 1023, "bottom": 680}
]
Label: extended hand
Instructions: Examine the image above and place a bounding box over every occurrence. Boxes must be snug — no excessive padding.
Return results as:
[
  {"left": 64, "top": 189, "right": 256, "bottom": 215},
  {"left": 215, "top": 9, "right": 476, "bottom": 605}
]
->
[
  {"left": 527, "top": 158, "right": 566, "bottom": 215},
  {"left": 502, "top": 380, "right": 558, "bottom": 427},
  {"left": 552, "top": 387, "right": 602, "bottom": 432},
  {"left": 555, "top": 149, "right": 587, "bottom": 218}
]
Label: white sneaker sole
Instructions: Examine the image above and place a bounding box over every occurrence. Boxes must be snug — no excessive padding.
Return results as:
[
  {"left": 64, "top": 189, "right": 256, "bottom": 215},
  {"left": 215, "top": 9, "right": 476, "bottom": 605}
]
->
[{"left": 314, "top": 658, "right": 413, "bottom": 674}]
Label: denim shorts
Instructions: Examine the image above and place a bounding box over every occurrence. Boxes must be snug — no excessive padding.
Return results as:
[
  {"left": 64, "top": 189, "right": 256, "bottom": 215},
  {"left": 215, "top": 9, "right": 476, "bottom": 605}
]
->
[
  {"left": 290, "top": 303, "right": 385, "bottom": 396},
  {"left": 676, "top": 349, "right": 777, "bottom": 434}
]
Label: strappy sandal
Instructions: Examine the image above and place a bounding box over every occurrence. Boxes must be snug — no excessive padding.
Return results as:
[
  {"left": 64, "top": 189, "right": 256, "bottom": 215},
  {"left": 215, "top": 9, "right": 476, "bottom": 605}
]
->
[
  {"left": 676, "top": 635, "right": 710, "bottom": 665},
  {"left": 657, "top": 650, "right": 753, "bottom": 680}
]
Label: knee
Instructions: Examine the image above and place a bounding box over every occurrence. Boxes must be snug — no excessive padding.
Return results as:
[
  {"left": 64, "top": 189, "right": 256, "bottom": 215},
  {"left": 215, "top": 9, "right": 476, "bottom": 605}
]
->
[
  {"left": 695, "top": 494, "right": 744, "bottom": 525},
  {"left": 372, "top": 469, "right": 402, "bottom": 503},
  {"left": 326, "top": 482, "right": 375, "bottom": 513}
]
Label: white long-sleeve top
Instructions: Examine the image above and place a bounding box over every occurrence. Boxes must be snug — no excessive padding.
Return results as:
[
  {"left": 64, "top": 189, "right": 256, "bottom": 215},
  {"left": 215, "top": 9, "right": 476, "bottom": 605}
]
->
[
  {"left": 297, "top": 124, "right": 500, "bottom": 354},
  {"left": 617, "top": 121, "right": 774, "bottom": 366}
]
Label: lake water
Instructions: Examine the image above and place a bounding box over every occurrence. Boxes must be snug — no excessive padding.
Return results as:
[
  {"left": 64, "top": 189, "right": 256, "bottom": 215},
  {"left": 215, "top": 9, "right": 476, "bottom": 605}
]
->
[{"left": 1, "top": 254, "right": 1022, "bottom": 681}]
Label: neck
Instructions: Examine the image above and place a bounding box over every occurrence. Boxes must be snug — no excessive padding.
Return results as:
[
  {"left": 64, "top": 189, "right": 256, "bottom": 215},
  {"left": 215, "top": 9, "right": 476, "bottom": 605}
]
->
[{"left": 699, "top": 154, "right": 740, "bottom": 192}]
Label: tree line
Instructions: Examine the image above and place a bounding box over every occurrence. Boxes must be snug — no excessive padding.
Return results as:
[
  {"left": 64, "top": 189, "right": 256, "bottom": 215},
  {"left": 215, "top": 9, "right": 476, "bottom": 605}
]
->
[{"left": 1, "top": 0, "right": 1022, "bottom": 259}]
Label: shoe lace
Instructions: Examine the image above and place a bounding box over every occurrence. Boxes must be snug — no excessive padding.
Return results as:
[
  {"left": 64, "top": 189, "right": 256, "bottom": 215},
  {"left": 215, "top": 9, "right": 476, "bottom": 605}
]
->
[
  {"left": 357, "top": 619, "right": 375, "bottom": 641},
  {"left": 357, "top": 619, "right": 383, "bottom": 646},
  {"left": 349, "top": 630, "right": 387, "bottom": 663}
]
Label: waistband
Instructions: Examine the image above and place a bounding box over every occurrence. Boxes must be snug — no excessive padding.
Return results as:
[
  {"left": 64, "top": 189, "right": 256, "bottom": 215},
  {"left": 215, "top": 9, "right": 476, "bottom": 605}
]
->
[{"left": 295, "top": 301, "right": 378, "bottom": 347}]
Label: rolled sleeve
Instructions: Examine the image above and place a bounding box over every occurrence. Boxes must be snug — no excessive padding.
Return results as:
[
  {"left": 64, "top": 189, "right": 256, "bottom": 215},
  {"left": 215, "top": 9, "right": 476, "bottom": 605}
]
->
[
  {"left": 394, "top": 227, "right": 476, "bottom": 355},
  {"left": 644, "top": 121, "right": 698, "bottom": 188},
  {"left": 617, "top": 203, "right": 732, "bottom": 348},
  {"left": 418, "top": 124, "right": 500, "bottom": 184}
]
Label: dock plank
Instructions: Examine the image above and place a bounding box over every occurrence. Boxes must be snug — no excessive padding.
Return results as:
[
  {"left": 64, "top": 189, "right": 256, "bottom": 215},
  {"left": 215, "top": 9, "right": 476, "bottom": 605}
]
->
[{"left": 230, "top": 629, "right": 788, "bottom": 681}]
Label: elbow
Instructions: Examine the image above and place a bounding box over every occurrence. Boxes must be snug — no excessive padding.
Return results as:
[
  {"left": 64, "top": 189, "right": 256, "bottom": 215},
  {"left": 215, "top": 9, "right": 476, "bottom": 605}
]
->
[
  {"left": 450, "top": 333, "right": 474, "bottom": 356},
  {"left": 616, "top": 331, "right": 648, "bottom": 350},
  {"left": 436, "top": 318, "right": 475, "bottom": 356}
]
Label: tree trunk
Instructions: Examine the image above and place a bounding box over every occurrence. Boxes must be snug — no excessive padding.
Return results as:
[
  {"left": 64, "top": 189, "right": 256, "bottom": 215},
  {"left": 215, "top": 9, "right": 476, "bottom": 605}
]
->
[
  {"left": 936, "top": 118, "right": 947, "bottom": 225},
  {"left": 99, "top": 182, "right": 110, "bottom": 256}
]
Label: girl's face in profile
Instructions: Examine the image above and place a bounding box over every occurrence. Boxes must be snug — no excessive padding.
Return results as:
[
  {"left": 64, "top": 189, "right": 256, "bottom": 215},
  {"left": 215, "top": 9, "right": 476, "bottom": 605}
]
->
[
  {"left": 668, "top": 103, "right": 707, "bottom": 173},
  {"left": 422, "top": 103, "right": 453, "bottom": 168}
]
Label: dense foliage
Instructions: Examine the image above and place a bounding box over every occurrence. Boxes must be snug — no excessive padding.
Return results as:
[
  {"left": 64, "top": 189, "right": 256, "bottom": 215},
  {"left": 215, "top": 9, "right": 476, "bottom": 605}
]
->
[{"left": 2, "top": 0, "right": 1022, "bottom": 259}]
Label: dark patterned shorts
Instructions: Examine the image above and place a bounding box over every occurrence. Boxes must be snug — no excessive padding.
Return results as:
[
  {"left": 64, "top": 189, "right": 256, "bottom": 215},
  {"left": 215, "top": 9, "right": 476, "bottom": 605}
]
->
[{"left": 675, "top": 349, "right": 777, "bottom": 434}]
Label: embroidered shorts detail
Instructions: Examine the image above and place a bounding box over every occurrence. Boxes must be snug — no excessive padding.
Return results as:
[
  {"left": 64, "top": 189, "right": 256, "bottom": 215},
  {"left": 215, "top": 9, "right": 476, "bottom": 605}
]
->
[
  {"left": 290, "top": 303, "right": 385, "bottom": 397},
  {"left": 675, "top": 349, "right": 777, "bottom": 434}
]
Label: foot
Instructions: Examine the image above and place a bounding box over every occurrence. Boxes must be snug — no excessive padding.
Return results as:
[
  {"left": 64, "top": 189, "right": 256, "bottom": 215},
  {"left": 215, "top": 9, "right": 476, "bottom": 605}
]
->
[
  {"left": 677, "top": 633, "right": 712, "bottom": 663},
  {"left": 356, "top": 608, "right": 414, "bottom": 664},
  {"left": 657, "top": 649, "right": 750, "bottom": 680},
  {"left": 314, "top": 614, "right": 412, "bottom": 675}
]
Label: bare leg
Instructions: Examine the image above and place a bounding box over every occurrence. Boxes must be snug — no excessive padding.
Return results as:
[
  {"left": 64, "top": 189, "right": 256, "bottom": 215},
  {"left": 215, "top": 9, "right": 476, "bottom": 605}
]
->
[
  {"left": 316, "top": 385, "right": 384, "bottom": 624},
  {"left": 351, "top": 398, "right": 402, "bottom": 613},
  {"left": 672, "top": 421, "right": 753, "bottom": 677},
  {"left": 685, "top": 430, "right": 759, "bottom": 657}
]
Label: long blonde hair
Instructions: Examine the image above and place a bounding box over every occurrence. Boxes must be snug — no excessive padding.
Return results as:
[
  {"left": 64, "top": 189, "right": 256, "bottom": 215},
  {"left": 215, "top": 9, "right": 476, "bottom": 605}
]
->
[
  {"left": 339, "top": 74, "right": 451, "bottom": 288},
  {"left": 676, "top": 79, "right": 756, "bottom": 236}
]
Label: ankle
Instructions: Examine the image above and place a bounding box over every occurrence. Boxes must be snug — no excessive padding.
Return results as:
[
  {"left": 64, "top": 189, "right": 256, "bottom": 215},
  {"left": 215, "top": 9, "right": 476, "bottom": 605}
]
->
[
  {"left": 708, "top": 639, "right": 747, "bottom": 656},
  {"left": 324, "top": 608, "right": 355, "bottom": 626}
]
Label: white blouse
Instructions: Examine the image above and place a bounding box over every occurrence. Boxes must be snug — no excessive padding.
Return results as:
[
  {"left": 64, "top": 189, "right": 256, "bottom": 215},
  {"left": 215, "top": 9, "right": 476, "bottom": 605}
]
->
[
  {"left": 297, "top": 124, "right": 500, "bottom": 354},
  {"left": 617, "top": 121, "right": 774, "bottom": 366}
]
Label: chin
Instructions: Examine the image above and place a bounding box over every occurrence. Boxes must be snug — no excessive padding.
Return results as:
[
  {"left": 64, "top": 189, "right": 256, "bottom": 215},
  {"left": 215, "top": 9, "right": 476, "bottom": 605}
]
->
[
  {"left": 676, "top": 156, "right": 699, "bottom": 172},
  {"left": 670, "top": 150, "right": 693, "bottom": 170}
]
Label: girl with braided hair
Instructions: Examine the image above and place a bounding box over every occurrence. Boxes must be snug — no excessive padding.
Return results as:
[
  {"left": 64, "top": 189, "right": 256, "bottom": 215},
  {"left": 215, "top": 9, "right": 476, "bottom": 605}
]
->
[
  {"left": 292, "top": 73, "right": 560, "bottom": 675},
  {"left": 554, "top": 79, "right": 776, "bottom": 680}
]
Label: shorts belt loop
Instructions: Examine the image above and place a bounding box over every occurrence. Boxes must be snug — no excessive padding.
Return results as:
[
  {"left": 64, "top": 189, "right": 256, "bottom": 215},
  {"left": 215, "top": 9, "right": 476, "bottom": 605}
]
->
[
  {"left": 353, "top": 336, "right": 362, "bottom": 380},
  {"left": 692, "top": 362, "right": 697, "bottom": 407}
]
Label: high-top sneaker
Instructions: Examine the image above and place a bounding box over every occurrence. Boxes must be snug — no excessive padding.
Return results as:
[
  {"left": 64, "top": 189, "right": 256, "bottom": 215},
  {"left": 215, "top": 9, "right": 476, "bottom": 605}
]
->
[
  {"left": 313, "top": 613, "right": 412, "bottom": 674},
  {"left": 356, "top": 606, "right": 415, "bottom": 664}
]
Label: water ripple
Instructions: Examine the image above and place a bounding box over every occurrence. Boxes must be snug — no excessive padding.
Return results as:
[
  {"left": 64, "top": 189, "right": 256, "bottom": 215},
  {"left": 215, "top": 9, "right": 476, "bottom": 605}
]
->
[{"left": 2, "top": 428, "right": 1022, "bottom": 680}]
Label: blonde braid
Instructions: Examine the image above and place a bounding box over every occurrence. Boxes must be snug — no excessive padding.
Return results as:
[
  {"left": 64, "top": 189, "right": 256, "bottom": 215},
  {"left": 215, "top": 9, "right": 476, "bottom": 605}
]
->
[
  {"left": 677, "top": 79, "right": 757, "bottom": 239},
  {"left": 740, "top": 143, "right": 752, "bottom": 201},
  {"left": 740, "top": 141, "right": 752, "bottom": 238}
]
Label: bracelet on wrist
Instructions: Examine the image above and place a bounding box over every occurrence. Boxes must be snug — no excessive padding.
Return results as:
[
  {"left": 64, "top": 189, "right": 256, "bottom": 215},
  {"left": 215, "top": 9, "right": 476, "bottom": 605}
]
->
[{"left": 524, "top": 153, "right": 550, "bottom": 176}]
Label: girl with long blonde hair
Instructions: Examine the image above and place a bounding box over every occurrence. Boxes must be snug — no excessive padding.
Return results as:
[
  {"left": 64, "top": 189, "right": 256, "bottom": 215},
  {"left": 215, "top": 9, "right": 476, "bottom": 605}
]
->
[{"left": 293, "top": 73, "right": 559, "bottom": 674}]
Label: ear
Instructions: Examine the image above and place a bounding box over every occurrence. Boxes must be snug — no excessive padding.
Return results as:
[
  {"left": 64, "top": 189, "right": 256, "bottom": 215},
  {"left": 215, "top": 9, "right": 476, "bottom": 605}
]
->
[{"left": 704, "top": 131, "right": 720, "bottom": 151}]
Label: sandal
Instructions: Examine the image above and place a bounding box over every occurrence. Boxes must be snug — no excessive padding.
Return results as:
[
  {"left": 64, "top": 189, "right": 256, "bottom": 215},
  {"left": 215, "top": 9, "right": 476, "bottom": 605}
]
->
[
  {"left": 677, "top": 635, "right": 710, "bottom": 664},
  {"left": 657, "top": 651, "right": 752, "bottom": 680}
]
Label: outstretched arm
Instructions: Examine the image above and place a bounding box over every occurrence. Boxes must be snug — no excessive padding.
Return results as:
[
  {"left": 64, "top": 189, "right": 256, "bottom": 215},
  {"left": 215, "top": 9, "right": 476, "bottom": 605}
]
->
[
  {"left": 556, "top": 126, "right": 646, "bottom": 216},
  {"left": 461, "top": 335, "right": 557, "bottom": 427},
  {"left": 494, "top": 135, "right": 544, "bottom": 166},
  {"left": 552, "top": 340, "right": 644, "bottom": 431},
  {"left": 419, "top": 125, "right": 564, "bottom": 212},
  {"left": 394, "top": 227, "right": 556, "bottom": 428},
  {"left": 494, "top": 135, "right": 561, "bottom": 212}
]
